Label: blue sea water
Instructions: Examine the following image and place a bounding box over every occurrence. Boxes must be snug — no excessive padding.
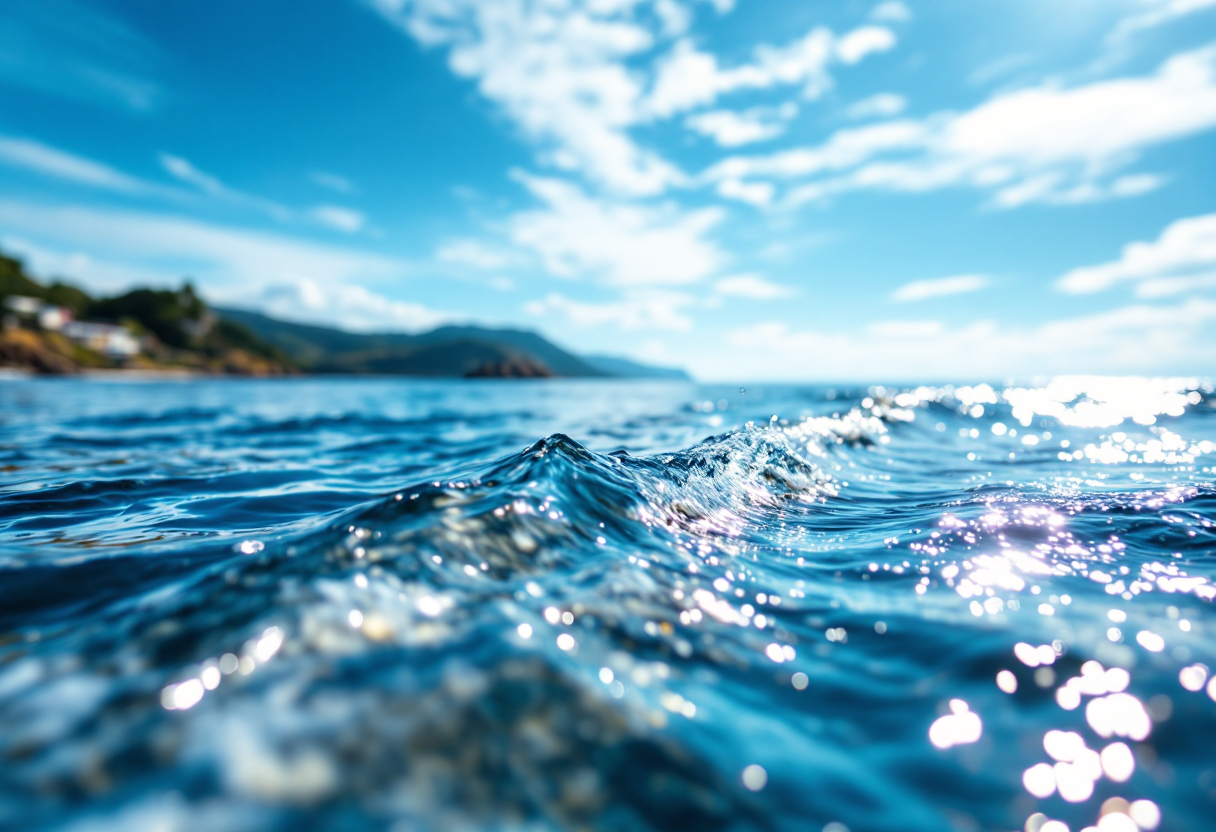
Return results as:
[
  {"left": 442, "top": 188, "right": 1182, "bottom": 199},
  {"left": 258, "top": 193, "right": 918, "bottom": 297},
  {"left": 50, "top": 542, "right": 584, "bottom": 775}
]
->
[{"left": 1, "top": 376, "right": 1215, "bottom": 832}]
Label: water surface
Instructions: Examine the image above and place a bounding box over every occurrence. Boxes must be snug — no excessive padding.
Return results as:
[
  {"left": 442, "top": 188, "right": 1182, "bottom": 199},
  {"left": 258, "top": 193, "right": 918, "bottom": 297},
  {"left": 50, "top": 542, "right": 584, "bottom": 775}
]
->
[{"left": 2, "top": 377, "right": 1214, "bottom": 832}]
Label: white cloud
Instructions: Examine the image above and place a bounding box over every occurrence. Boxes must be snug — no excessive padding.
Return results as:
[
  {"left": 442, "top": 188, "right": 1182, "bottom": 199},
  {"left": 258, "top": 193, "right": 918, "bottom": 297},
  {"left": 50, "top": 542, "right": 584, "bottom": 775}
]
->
[
  {"left": 685, "top": 107, "right": 790, "bottom": 147},
  {"left": 715, "top": 178, "right": 775, "bottom": 206},
  {"left": 706, "top": 45, "right": 1216, "bottom": 209},
  {"left": 655, "top": 0, "right": 692, "bottom": 37},
  {"left": 250, "top": 278, "right": 447, "bottom": 332},
  {"left": 159, "top": 153, "right": 291, "bottom": 219},
  {"left": 990, "top": 172, "right": 1165, "bottom": 209},
  {"left": 0, "top": 235, "right": 174, "bottom": 295},
  {"left": 311, "top": 205, "right": 366, "bottom": 233},
  {"left": 311, "top": 171, "right": 355, "bottom": 193},
  {"left": 835, "top": 26, "right": 897, "bottom": 65},
  {"left": 647, "top": 25, "right": 894, "bottom": 118},
  {"left": 162, "top": 153, "right": 366, "bottom": 231},
  {"left": 508, "top": 173, "right": 725, "bottom": 286},
  {"left": 1057, "top": 212, "right": 1216, "bottom": 294},
  {"left": 646, "top": 39, "right": 754, "bottom": 117},
  {"left": 870, "top": 2, "right": 912, "bottom": 23},
  {"left": 372, "top": 0, "right": 678, "bottom": 196},
  {"left": 866, "top": 320, "right": 943, "bottom": 338},
  {"left": 370, "top": 1, "right": 899, "bottom": 195},
  {"left": 1111, "top": 0, "right": 1216, "bottom": 41},
  {"left": 159, "top": 154, "right": 228, "bottom": 197},
  {"left": 968, "top": 53, "right": 1035, "bottom": 87},
  {"left": 846, "top": 92, "right": 906, "bottom": 119},
  {"left": 1, "top": 137, "right": 368, "bottom": 236},
  {"left": 705, "top": 119, "right": 929, "bottom": 181},
  {"left": 1135, "top": 271, "right": 1216, "bottom": 298},
  {"left": 714, "top": 273, "right": 794, "bottom": 299},
  {"left": 942, "top": 48, "right": 1216, "bottom": 167},
  {"left": 723, "top": 298, "right": 1216, "bottom": 380},
  {"left": 436, "top": 239, "right": 517, "bottom": 269},
  {"left": 0, "top": 201, "right": 444, "bottom": 332},
  {"left": 0, "top": 134, "right": 160, "bottom": 195},
  {"left": 525, "top": 290, "right": 695, "bottom": 330},
  {"left": 892, "top": 274, "right": 989, "bottom": 302},
  {"left": 0, "top": 136, "right": 335, "bottom": 231}
]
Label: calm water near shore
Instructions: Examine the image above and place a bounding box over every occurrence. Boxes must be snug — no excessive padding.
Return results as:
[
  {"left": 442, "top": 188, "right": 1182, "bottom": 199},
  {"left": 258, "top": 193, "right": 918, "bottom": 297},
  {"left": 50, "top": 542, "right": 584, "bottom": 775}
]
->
[{"left": 1, "top": 376, "right": 1215, "bottom": 832}]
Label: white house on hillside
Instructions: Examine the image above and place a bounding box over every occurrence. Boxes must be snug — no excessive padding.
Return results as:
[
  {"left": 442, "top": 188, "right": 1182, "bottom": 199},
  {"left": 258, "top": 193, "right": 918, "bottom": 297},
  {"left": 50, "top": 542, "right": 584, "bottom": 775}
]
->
[
  {"left": 4, "top": 295, "right": 75, "bottom": 332},
  {"left": 4, "top": 295, "right": 141, "bottom": 359},
  {"left": 61, "top": 321, "right": 141, "bottom": 358}
]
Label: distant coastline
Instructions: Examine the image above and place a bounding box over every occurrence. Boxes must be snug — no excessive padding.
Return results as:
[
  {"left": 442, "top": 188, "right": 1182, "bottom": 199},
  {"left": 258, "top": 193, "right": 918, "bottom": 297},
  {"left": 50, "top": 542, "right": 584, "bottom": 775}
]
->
[
  {"left": 0, "top": 250, "right": 690, "bottom": 381},
  {"left": 0, "top": 369, "right": 693, "bottom": 382}
]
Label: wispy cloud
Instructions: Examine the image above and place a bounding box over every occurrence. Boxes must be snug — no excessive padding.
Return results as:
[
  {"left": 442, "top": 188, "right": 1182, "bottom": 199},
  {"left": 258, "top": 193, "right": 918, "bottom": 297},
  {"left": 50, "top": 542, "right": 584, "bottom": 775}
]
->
[
  {"left": 1057, "top": 212, "right": 1216, "bottom": 294},
  {"left": 647, "top": 25, "right": 895, "bottom": 119},
  {"left": 845, "top": 92, "right": 906, "bottom": 120},
  {"left": 508, "top": 173, "right": 725, "bottom": 286},
  {"left": 0, "top": 235, "right": 176, "bottom": 295},
  {"left": 704, "top": 120, "right": 929, "bottom": 185},
  {"left": 158, "top": 154, "right": 229, "bottom": 197},
  {"left": 866, "top": 320, "right": 943, "bottom": 338},
  {"left": 870, "top": 2, "right": 912, "bottom": 23},
  {"left": 706, "top": 45, "right": 1216, "bottom": 209},
  {"left": 835, "top": 26, "right": 897, "bottom": 65},
  {"left": 892, "top": 274, "right": 989, "bottom": 302},
  {"left": 0, "top": 135, "right": 163, "bottom": 195},
  {"left": 526, "top": 290, "right": 695, "bottom": 331},
  {"left": 311, "top": 205, "right": 366, "bottom": 233},
  {"left": 162, "top": 153, "right": 371, "bottom": 232},
  {"left": 311, "top": 171, "right": 355, "bottom": 194},
  {"left": 158, "top": 153, "right": 292, "bottom": 219},
  {"left": 249, "top": 278, "right": 447, "bottom": 332},
  {"left": 967, "top": 53, "right": 1035, "bottom": 87},
  {"left": 370, "top": 1, "right": 896, "bottom": 195},
  {"left": 0, "top": 199, "right": 425, "bottom": 330},
  {"left": 436, "top": 240, "right": 518, "bottom": 270},
  {"left": 685, "top": 106, "right": 794, "bottom": 147},
  {"left": 3, "top": 135, "right": 370, "bottom": 236},
  {"left": 372, "top": 0, "right": 677, "bottom": 196},
  {"left": 714, "top": 273, "right": 795, "bottom": 299},
  {"left": 715, "top": 178, "right": 776, "bottom": 206},
  {"left": 724, "top": 298, "right": 1216, "bottom": 380},
  {"left": 4, "top": 225, "right": 445, "bottom": 332},
  {"left": 1135, "top": 271, "right": 1216, "bottom": 298},
  {"left": 0, "top": 0, "right": 163, "bottom": 111},
  {"left": 1110, "top": 0, "right": 1216, "bottom": 41}
]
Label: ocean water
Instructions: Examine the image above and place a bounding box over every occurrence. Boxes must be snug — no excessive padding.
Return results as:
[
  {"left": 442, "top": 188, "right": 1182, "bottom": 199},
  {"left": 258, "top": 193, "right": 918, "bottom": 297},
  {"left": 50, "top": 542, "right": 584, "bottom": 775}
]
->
[{"left": 1, "top": 377, "right": 1215, "bottom": 832}]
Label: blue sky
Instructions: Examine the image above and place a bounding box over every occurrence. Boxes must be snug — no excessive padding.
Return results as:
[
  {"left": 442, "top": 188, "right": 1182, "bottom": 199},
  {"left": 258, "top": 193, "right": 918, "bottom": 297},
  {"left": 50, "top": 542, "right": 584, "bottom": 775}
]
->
[{"left": 1, "top": 0, "right": 1215, "bottom": 380}]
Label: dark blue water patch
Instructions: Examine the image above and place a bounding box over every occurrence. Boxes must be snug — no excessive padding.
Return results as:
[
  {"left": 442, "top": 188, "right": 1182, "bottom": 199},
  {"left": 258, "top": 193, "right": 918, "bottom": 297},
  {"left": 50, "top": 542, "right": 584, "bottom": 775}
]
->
[
  {"left": 59, "top": 407, "right": 230, "bottom": 429},
  {"left": 227, "top": 409, "right": 534, "bottom": 437},
  {"left": 0, "top": 470, "right": 324, "bottom": 523},
  {"left": 0, "top": 549, "right": 233, "bottom": 631},
  {"left": 41, "top": 431, "right": 201, "bottom": 449}
]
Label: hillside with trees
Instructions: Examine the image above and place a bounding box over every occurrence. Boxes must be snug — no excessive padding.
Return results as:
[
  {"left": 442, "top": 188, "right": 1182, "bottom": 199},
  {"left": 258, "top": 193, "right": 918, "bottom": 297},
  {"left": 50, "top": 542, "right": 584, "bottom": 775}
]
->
[{"left": 0, "top": 253, "right": 294, "bottom": 375}]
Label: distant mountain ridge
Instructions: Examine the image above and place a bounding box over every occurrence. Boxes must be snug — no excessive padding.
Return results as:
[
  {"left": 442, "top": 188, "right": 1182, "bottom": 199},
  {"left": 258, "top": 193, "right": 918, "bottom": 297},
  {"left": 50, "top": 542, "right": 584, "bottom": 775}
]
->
[
  {"left": 0, "top": 245, "right": 691, "bottom": 378},
  {"left": 215, "top": 307, "right": 691, "bottom": 379}
]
